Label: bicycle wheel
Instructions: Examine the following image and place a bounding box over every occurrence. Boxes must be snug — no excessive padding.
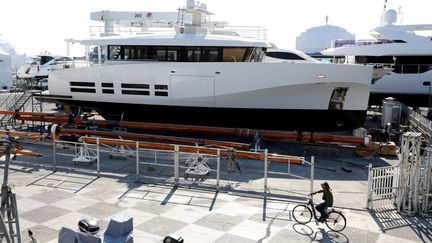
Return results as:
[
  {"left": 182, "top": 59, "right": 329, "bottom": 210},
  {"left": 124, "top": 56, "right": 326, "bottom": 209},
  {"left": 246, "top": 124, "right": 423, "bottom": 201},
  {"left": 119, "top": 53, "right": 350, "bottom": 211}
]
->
[
  {"left": 325, "top": 211, "right": 346, "bottom": 232},
  {"left": 292, "top": 205, "right": 312, "bottom": 224}
]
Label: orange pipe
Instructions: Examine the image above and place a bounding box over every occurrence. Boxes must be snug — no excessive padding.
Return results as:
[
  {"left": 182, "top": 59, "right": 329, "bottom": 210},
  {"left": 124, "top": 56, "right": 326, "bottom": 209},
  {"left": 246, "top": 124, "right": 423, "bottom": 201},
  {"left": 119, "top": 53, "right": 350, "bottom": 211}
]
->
[
  {"left": 5, "top": 111, "right": 366, "bottom": 145},
  {"left": 59, "top": 128, "right": 250, "bottom": 150},
  {"left": 10, "top": 149, "right": 42, "bottom": 157}
]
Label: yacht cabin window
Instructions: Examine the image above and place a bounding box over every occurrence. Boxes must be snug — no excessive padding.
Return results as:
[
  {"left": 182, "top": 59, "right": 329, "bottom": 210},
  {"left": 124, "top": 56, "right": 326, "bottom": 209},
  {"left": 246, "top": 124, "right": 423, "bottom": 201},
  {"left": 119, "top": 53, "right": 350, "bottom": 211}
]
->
[
  {"left": 40, "top": 56, "right": 55, "bottom": 65},
  {"left": 107, "top": 45, "right": 266, "bottom": 62},
  {"left": 266, "top": 51, "right": 306, "bottom": 60},
  {"left": 354, "top": 55, "right": 432, "bottom": 74}
]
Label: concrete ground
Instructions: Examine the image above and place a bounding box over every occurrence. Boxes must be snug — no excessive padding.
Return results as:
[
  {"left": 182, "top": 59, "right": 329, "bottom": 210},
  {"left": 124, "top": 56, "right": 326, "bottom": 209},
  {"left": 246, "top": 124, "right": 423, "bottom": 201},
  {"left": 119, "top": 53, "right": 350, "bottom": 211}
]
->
[{"left": 0, "top": 139, "right": 430, "bottom": 243}]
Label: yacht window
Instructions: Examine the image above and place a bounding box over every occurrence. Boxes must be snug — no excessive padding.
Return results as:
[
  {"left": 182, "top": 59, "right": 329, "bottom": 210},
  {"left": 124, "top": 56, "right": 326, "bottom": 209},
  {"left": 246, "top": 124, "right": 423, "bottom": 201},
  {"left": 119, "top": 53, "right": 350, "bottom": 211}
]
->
[
  {"left": 70, "top": 88, "right": 96, "bottom": 93},
  {"left": 266, "top": 51, "right": 305, "bottom": 60},
  {"left": 419, "top": 65, "right": 432, "bottom": 73},
  {"left": 121, "top": 83, "right": 150, "bottom": 89},
  {"left": 187, "top": 47, "right": 201, "bottom": 62},
  {"left": 102, "top": 83, "right": 114, "bottom": 88},
  {"left": 70, "top": 81, "right": 95, "bottom": 87},
  {"left": 251, "top": 48, "right": 265, "bottom": 62},
  {"left": 167, "top": 48, "right": 180, "bottom": 61},
  {"left": 223, "top": 48, "right": 247, "bottom": 62},
  {"left": 154, "top": 47, "right": 167, "bottom": 61},
  {"left": 124, "top": 47, "right": 132, "bottom": 60},
  {"left": 40, "top": 56, "right": 55, "bottom": 65},
  {"left": 102, "top": 89, "right": 114, "bottom": 94},
  {"left": 155, "top": 84, "right": 168, "bottom": 90},
  {"left": 109, "top": 46, "right": 122, "bottom": 60},
  {"left": 328, "top": 88, "right": 348, "bottom": 110},
  {"left": 107, "top": 45, "right": 266, "bottom": 62},
  {"left": 56, "top": 57, "right": 73, "bottom": 62},
  {"left": 155, "top": 91, "right": 168, "bottom": 96},
  {"left": 202, "top": 48, "right": 219, "bottom": 62},
  {"left": 387, "top": 56, "right": 432, "bottom": 74},
  {"left": 122, "top": 90, "right": 150, "bottom": 95},
  {"left": 155, "top": 84, "right": 168, "bottom": 96},
  {"left": 136, "top": 47, "right": 149, "bottom": 60},
  {"left": 244, "top": 48, "right": 254, "bottom": 62},
  {"left": 355, "top": 56, "right": 394, "bottom": 64}
]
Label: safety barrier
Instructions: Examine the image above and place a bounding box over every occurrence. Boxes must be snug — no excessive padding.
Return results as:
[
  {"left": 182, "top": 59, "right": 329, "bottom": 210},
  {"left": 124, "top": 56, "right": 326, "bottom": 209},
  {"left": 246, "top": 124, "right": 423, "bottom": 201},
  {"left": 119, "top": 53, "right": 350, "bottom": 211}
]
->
[
  {"left": 52, "top": 137, "right": 308, "bottom": 199},
  {"left": 366, "top": 164, "right": 400, "bottom": 210},
  {"left": 264, "top": 150, "right": 312, "bottom": 200}
]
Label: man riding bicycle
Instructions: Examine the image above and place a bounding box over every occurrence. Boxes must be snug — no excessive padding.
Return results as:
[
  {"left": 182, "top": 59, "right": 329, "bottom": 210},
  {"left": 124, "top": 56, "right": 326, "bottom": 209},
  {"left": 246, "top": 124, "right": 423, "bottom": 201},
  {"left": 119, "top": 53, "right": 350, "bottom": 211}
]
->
[{"left": 311, "top": 182, "right": 333, "bottom": 223}]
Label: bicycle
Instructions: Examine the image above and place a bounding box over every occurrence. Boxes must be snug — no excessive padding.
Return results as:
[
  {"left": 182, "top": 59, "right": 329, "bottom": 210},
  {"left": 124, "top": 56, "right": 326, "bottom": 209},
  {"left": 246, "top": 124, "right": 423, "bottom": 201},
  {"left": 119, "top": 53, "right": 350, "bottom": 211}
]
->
[{"left": 292, "top": 195, "right": 347, "bottom": 232}]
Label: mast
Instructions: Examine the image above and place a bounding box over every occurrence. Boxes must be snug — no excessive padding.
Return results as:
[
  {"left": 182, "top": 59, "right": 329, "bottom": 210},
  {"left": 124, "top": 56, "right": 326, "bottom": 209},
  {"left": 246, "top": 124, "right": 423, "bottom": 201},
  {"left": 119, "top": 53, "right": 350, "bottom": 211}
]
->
[
  {"left": 380, "top": 0, "right": 388, "bottom": 26},
  {"left": 175, "top": 0, "right": 213, "bottom": 35}
]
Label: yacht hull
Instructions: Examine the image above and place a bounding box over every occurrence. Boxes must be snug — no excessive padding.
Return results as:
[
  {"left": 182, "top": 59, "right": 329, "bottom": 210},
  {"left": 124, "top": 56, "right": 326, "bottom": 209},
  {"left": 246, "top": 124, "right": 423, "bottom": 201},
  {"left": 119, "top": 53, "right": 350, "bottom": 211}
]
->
[
  {"left": 369, "top": 69, "right": 432, "bottom": 106},
  {"left": 45, "top": 62, "right": 373, "bottom": 131},
  {"left": 41, "top": 98, "right": 366, "bottom": 131}
]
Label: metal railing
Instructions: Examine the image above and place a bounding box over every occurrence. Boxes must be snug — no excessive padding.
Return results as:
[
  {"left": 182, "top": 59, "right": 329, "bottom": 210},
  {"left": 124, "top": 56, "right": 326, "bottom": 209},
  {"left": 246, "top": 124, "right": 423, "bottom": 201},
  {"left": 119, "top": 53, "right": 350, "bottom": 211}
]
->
[
  {"left": 51, "top": 138, "right": 310, "bottom": 200},
  {"left": 402, "top": 106, "right": 432, "bottom": 141},
  {"left": 89, "top": 25, "right": 267, "bottom": 40}
]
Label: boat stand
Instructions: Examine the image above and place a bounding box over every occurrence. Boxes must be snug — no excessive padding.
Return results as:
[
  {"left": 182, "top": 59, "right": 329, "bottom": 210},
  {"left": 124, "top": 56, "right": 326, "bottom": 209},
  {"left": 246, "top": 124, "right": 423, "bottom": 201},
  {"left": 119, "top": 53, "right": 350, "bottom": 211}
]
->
[{"left": 72, "top": 144, "right": 97, "bottom": 165}]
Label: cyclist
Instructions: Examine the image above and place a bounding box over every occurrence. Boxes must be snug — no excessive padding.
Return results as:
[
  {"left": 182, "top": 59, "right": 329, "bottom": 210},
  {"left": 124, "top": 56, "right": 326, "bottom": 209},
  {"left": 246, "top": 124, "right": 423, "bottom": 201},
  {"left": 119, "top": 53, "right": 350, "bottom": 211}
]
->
[{"left": 311, "top": 182, "right": 333, "bottom": 223}]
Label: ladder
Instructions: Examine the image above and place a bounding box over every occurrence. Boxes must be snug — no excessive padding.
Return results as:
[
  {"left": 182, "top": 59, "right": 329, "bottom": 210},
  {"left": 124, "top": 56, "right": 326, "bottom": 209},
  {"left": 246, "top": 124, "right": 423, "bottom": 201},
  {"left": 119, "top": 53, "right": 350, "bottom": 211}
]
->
[
  {"left": 0, "top": 189, "right": 21, "bottom": 243},
  {"left": 0, "top": 141, "right": 21, "bottom": 243},
  {"left": 0, "top": 82, "right": 42, "bottom": 129}
]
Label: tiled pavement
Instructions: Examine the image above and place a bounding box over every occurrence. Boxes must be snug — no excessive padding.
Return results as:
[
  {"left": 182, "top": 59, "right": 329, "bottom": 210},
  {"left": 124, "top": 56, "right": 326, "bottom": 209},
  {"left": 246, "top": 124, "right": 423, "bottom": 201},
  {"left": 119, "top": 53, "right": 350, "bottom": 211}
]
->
[{"left": 1, "top": 142, "right": 431, "bottom": 242}]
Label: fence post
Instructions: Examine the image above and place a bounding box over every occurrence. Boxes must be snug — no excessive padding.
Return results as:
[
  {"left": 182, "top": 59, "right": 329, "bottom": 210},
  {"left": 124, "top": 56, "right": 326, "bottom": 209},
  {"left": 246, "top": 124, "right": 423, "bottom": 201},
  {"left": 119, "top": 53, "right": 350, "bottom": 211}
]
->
[
  {"left": 216, "top": 149, "right": 220, "bottom": 190},
  {"left": 52, "top": 133, "right": 57, "bottom": 172},
  {"left": 136, "top": 141, "right": 140, "bottom": 182},
  {"left": 174, "top": 145, "right": 179, "bottom": 186},
  {"left": 264, "top": 149, "right": 268, "bottom": 195},
  {"left": 96, "top": 138, "right": 100, "bottom": 177},
  {"left": 366, "top": 163, "right": 373, "bottom": 209},
  {"left": 310, "top": 156, "right": 314, "bottom": 195}
]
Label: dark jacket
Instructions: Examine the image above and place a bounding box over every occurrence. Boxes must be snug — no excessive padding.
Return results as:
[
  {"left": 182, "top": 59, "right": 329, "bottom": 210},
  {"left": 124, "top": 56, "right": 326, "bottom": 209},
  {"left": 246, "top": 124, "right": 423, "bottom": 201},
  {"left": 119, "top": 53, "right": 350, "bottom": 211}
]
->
[{"left": 323, "top": 190, "right": 333, "bottom": 207}]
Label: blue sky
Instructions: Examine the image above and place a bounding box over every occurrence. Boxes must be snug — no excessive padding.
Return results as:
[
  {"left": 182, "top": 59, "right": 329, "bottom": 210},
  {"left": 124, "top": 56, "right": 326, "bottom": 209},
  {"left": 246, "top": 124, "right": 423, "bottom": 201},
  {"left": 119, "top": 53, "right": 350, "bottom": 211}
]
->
[{"left": 0, "top": 0, "right": 431, "bottom": 56}]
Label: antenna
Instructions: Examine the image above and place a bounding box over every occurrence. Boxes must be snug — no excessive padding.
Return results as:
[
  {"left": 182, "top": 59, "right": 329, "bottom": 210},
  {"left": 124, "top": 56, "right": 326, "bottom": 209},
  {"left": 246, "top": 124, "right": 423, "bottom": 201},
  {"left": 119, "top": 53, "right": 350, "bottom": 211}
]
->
[
  {"left": 380, "top": 0, "right": 388, "bottom": 26},
  {"left": 398, "top": 6, "right": 404, "bottom": 24}
]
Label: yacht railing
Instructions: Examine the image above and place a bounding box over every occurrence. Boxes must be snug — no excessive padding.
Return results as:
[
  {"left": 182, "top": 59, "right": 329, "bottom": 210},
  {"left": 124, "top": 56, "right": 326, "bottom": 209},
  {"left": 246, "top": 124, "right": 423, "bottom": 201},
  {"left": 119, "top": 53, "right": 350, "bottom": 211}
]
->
[
  {"left": 402, "top": 106, "right": 432, "bottom": 142},
  {"left": 211, "top": 25, "right": 267, "bottom": 41},
  {"left": 89, "top": 26, "right": 175, "bottom": 38},
  {"left": 89, "top": 25, "right": 267, "bottom": 40}
]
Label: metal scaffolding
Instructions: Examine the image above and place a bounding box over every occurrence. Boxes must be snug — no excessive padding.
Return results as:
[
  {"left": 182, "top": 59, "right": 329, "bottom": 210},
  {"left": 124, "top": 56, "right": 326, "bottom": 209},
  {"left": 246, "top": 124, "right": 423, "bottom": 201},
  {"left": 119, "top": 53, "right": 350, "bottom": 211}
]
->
[
  {"left": 397, "top": 132, "right": 422, "bottom": 215},
  {"left": 420, "top": 148, "right": 432, "bottom": 216}
]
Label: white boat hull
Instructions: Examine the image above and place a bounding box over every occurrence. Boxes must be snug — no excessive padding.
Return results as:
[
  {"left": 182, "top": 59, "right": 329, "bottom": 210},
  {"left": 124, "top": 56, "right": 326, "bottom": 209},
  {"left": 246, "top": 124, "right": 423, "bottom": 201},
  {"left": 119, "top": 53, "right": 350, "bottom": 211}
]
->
[{"left": 44, "top": 62, "right": 373, "bottom": 131}]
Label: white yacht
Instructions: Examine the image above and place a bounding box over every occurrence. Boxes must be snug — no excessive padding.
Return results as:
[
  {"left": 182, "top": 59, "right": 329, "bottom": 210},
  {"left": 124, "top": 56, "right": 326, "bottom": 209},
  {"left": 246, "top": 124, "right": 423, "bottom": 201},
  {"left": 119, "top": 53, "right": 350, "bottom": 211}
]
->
[
  {"left": 41, "top": 0, "right": 374, "bottom": 131},
  {"left": 322, "top": 9, "right": 432, "bottom": 107},
  {"left": 17, "top": 53, "right": 86, "bottom": 80}
]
